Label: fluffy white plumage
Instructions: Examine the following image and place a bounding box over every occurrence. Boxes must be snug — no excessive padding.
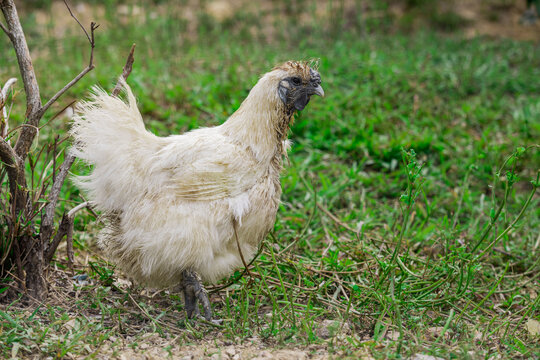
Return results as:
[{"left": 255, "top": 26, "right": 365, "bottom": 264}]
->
[{"left": 71, "top": 61, "right": 322, "bottom": 288}]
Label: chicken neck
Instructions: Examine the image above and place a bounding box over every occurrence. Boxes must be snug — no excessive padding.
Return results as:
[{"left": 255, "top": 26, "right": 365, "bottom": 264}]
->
[{"left": 220, "top": 83, "right": 293, "bottom": 164}]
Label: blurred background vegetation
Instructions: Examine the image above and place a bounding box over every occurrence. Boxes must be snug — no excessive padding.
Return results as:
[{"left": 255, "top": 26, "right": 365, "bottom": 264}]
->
[{"left": 1, "top": 0, "right": 539, "bottom": 359}]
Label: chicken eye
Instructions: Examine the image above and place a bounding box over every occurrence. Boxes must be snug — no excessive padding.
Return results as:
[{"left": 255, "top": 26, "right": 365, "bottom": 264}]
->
[{"left": 291, "top": 77, "right": 302, "bottom": 86}]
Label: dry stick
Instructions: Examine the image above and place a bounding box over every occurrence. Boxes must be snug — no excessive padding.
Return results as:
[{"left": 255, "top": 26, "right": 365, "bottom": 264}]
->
[
  {"left": 44, "top": 200, "right": 90, "bottom": 265},
  {"left": 39, "top": 100, "right": 77, "bottom": 130},
  {"left": 63, "top": 0, "right": 93, "bottom": 47},
  {"left": 0, "top": 18, "right": 8, "bottom": 35},
  {"left": 17, "top": 0, "right": 96, "bottom": 158},
  {"left": 0, "top": 2, "right": 28, "bottom": 208},
  {"left": 127, "top": 293, "right": 177, "bottom": 333},
  {"left": 0, "top": 137, "right": 20, "bottom": 199},
  {"left": 65, "top": 201, "right": 90, "bottom": 270},
  {"left": 79, "top": 194, "right": 99, "bottom": 219},
  {"left": 40, "top": 58, "right": 95, "bottom": 116},
  {"left": 44, "top": 201, "right": 86, "bottom": 267},
  {"left": 208, "top": 242, "right": 264, "bottom": 293},
  {"left": 1, "top": 0, "right": 42, "bottom": 159},
  {"left": 317, "top": 203, "right": 358, "bottom": 234},
  {"left": 40, "top": 1, "right": 99, "bottom": 115},
  {"left": 0, "top": 0, "right": 41, "bottom": 118},
  {"left": 112, "top": 44, "right": 136, "bottom": 96},
  {"left": 233, "top": 218, "right": 252, "bottom": 278},
  {"left": 1, "top": 78, "right": 17, "bottom": 138},
  {"left": 41, "top": 152, "right": 76, "bottom": 249},
  {"left": 0, "top": 138, "right": 18, "bottom": 171}
]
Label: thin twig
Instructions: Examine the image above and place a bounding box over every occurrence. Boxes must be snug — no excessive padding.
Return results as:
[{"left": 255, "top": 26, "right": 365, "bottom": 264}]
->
[
  {"left": 40, "top": 67, "right": 94, "bottom": 115},
  {"left": 39, "top": 100, "right": 77, "bottom": 130},
  {"left": 0, "top": 137, "right": 20, "bottom": 196},
  {"left": 0, "top": 20, "right": 9, "bottom": 36},
  {"left": 68, "top": 201, "right": 91, "bottom": 218},
  {"left": 66, "top": 214, "right": 74, "bottom": 273},
  {"left": 40, "top": 2, "right": 99, "bottom": 115},
  {"left": 127, "top": 293, "right": 178, "bottom": 332},
  {"left": 233, "top": 218, "right": 252, "bottom": 278},
  {"left": 62, "top": 0, "right": 94, "bottom": 45},
  {"left": 1, "top": 78, "right": 17, "bottom": 138},
  {"left": 45, "top": 213, "right": 69, "bottom": 264},
  {"left": 317, "top": 203, "right": 358, "bottom": 234},
  {"left": 112, "top": 44, "right": 136, "bottom": 96},
  {"left": 40, "top": 152, "right": 76, "bottom": 245},
  {"left": 80, "top": 194, "right": 99, "bottom": 219},
  {"left": 208, "top": 241, "right": 264, "bottom": 293},
  {"left": 44, "top": 201, "right": 90, "bottom": 264}
]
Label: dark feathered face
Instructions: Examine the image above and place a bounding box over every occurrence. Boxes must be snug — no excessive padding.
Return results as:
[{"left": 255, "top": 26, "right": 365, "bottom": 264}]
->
[{"left": 278, "top": 68, "right": 324, "bottom": 111}]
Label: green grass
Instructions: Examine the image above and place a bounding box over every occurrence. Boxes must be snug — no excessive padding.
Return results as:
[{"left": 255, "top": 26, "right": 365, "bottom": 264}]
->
[{"left": 1, "top": 1, "right": 539, "bottom": 359}]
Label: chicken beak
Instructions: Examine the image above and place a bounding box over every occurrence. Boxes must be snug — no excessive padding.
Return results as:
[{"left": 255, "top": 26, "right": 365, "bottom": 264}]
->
[{"left": 312, "top": 84, "right": 325, "bottom": 97}]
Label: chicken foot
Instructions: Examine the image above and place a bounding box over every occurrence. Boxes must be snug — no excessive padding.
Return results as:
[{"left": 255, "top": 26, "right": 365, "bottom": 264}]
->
[{"left": 181, "top": 269, "right": 214, "bottom": 322}]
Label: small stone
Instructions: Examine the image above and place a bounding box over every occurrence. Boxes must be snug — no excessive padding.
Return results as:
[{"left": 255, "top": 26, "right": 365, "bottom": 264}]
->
[
  {"left": 62, "top": 318, "right": 77, "bottom": 330},
  {"left": 316, "top": 319, "right": 351, "bottom": 339},
  {"left": 385, "top": 330, "right": 400, "bottom": 341},
  {"left": 526, "top": 319, "right": 540, "bottom": 336},
  {"left": 410, "top": 354, "right": 445, "bottom": 360},
  {"left": 224, "top": 347, "right": 236, "bottom": 357},
  {"left": 252, "top": 350, "right": 272, "bottom": 359}
]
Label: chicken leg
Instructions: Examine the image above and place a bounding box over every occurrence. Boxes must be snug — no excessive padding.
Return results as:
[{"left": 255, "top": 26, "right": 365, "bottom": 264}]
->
[{"left": 182, "top": 269, "right": 213, "bottom": 321}]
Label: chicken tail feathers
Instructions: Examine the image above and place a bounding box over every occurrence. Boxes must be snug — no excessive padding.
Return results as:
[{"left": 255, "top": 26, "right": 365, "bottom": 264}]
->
[{"left": 70, "top": 80, "right": 163, "bottom": 213}]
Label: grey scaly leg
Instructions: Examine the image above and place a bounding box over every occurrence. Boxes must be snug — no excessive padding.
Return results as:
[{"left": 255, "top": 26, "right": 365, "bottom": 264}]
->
[{"left": 182, "top": 270, "right": 212, "bottom": 321}]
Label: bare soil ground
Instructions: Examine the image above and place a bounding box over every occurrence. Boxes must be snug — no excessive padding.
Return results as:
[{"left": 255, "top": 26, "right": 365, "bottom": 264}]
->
[
  {"left": 5, "top": 264, "right": 371, "bottom": 359},
  {"left": 451, "top": 0, "right": 540, "bottom": 41}
]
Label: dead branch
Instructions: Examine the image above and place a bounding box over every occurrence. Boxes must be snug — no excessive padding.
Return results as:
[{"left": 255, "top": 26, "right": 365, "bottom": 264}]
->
[
  {"left": 65, "top": 212, "right": 74, "bottom": 271},
  {"left": 0, "top": 0, "right": 99, "bottom": 159},
  {"left": 1, "top": 78, "right": 17, "bottom": 138},
  {"left": 68, "top": 201, "right": 92, "bottom": 218},
  {"left": 1, "top": 0, "right": 41, "bottom": 159},
  {"left": 0, "top": 137, "right": 19, "bottom": 191},
  {"left": 112, "top": 44, "right": 136, "bottom": 96},
  {"left": 63, "top": 0, "right": 93, "bottom": 49},
  {"left": 44, "top": 201, "right": 90, "bottom": 264},
  {"left": 40, "top": 2, "right": 99, "bottom": 115},
  {"left": 1, "top": 78, "right": 17, "bottom": 129},
  {"left": 1, "top": 78, "right": 18, "bottom": 99},
  {"left": 39, "top": 100, "right": 76, "bottom": 131},
  {"left": 45, "top": 212, "right": 70, "bottom": 264},
  {"left": 40, "top": 152, "right": 76, "bottom": 245}
]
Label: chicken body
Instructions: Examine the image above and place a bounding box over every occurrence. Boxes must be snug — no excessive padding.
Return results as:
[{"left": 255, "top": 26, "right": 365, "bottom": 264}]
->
[{"left": 71, "top": 61, "right": 323, "bottom": 290}]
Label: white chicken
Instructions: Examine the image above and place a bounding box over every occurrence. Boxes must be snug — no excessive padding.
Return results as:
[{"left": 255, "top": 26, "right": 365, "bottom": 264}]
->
[{"left": 71, "top": 61, "right": 324, "bottom": 320}]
